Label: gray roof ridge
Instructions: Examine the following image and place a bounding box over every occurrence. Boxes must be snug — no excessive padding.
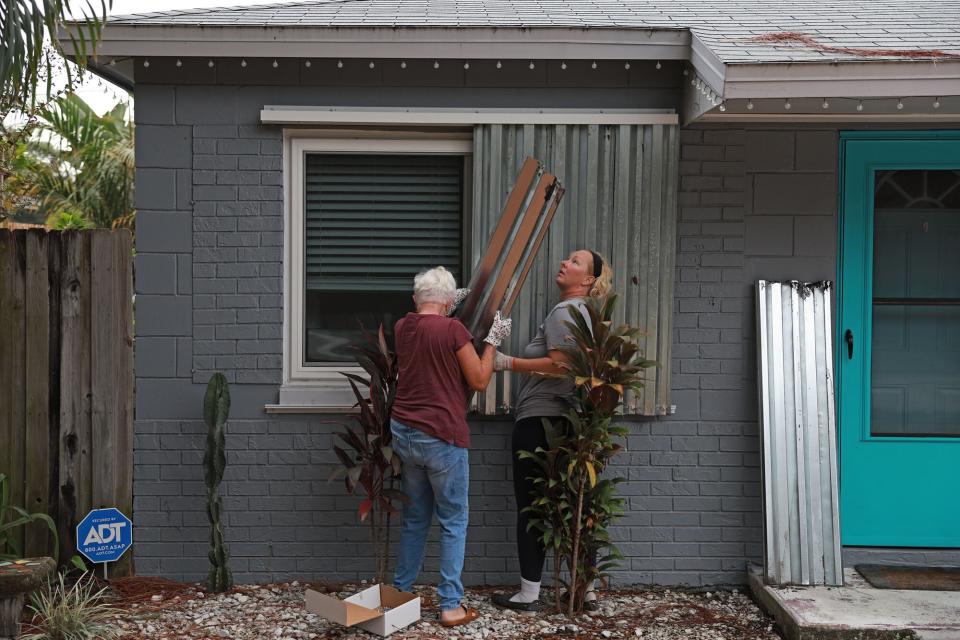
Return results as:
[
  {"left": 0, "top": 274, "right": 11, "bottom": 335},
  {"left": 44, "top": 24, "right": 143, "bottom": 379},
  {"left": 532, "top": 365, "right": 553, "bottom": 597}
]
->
[{"left": 106, "top": 0, "right": 367, "bottom": 24}]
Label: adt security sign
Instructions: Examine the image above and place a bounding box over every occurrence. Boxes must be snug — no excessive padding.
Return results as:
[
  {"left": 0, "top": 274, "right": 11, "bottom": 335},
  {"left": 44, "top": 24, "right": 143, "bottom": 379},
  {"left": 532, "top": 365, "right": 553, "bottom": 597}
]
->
[{"left": 77, "top": 508, "right": 132, "bottom": 568}]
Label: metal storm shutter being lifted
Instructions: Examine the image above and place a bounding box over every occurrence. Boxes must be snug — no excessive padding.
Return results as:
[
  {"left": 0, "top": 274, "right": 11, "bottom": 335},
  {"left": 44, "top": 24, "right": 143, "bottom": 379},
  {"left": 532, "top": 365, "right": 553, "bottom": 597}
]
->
[
  {"left": 472, "top": 124, "right": 679, "bottom": 416},
  {"left": 304, "top": 154, "right": 463, "bottom": 291}
]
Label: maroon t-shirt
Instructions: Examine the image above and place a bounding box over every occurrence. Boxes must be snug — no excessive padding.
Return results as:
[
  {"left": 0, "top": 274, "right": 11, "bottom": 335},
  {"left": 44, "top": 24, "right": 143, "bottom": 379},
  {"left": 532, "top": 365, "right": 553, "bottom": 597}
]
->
[{"left": 391, "top": 313, "right": 474, "bottom": 448}]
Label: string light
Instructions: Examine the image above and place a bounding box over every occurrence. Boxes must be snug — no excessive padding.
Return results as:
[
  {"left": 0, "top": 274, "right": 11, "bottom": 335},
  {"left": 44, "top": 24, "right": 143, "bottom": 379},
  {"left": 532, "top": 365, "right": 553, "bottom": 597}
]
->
[
  {"left": 304, "top": 60, "right": 311, "bottom": 68},
  {"left": 207, "top": 60, "right": 214, "bottom": 68},
  {"left": 856, "top": 100, "right": 864, "bottom": 111},
  {"left": 529, "top": 60, "right": 535, "bottom": 69},
  {"left": 933, "top": 97, "right": 941, "bottom": 109},
  {"left": 369, "top": 61, "right": 375, "bottom": 68},
  {"left": 718, "top": 103, "right": 726, "bottom": 112},
  {"left": 624, "top": 61, "right": 631, "bottom": 70},
  {"left": 461, "top": 61, "right": 468, "bottom": 69},
  {"left": 433, "top": 60, "right": 440, "bottom": 69},
  {"left": 272, "top": 60, "right": 278, "bottom": 68},
  {"left": 747, "top": 100, "right": 754, "bottom": 110},
  {"left": 784, "top": 98, "right": 792, "bottom": 110},
  {"left": 560, "top": 61, "right": 566, "bottom": 70},
  {"left": 143, "top": 59, "right": 150, "bottom": 68},
  {"left": 400, "top": 61, "right": 406, "bottom": 69},
  {"left": 176, "top": 59, "right": 182, "bottom": 67},
  {"left": 240, "top": 59, "right": 247, "bottom": 68},
  {"left": 337, "top": 59, "right": 343, "bottom": 68},
  {"left": 591, "top": 60, "right": 597, "bottom": 69},
  {"left": 896, "top": 98, "right": 904, "bottom": 110},
  {"left": 656, "top": 61, "right": 662, "bottom": 70},
  {"left": 822, "top": 98, "right": 829, "bottom": 109},
  {"left": 496, "top": 60, "right": 502, "bottom": 69}
]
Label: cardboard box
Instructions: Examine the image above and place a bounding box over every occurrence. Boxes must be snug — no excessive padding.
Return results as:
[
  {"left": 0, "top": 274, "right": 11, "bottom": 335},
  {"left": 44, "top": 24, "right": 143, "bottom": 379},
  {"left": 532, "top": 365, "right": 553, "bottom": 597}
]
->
[{"left": 305, "top": 584, "right": 420, "bottom": 637}]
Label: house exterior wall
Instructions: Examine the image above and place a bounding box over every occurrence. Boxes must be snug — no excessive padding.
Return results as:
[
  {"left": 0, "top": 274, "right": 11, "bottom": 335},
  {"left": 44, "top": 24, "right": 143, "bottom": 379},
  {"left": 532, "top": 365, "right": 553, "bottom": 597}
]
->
[{"left": 132, "top": 66, "right": 960, "bottom": 585}]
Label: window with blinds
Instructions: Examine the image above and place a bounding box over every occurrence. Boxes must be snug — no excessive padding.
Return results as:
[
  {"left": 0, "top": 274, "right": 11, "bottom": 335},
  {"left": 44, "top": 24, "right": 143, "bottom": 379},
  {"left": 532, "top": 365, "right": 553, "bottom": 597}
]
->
[{"left": 303, "top": 153, "right": 464, "bottom": 363}]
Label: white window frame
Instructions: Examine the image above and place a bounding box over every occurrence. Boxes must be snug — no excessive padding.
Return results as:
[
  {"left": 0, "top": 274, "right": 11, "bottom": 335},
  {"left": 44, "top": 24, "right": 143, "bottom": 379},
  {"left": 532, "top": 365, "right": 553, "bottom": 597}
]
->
[{"left": 273, "top": 130, "right": 473, "bottom": 411}]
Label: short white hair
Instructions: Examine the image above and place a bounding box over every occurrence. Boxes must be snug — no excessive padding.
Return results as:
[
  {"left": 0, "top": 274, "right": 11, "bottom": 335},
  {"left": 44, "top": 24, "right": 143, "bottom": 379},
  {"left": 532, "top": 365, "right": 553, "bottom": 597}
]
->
[{"left": 413, "top": 266, "right": 457, "bottom": 306}]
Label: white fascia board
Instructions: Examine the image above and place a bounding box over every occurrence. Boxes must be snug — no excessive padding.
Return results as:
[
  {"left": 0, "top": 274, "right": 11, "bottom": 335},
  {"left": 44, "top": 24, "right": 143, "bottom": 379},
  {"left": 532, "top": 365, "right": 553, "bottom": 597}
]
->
[
  {"left": 721, "top": 60, "right": 960, "bottom": 99},
  {"left": 261, "top": 106, "right": 679, "bottom": 126},
  {"left": 689, "top": 33, "right": 726, "bottom": 95},
  {"left": 61, "top": 24, "right": 691, "bottom": 60},
  {"left": 698, "top": 112, "right": 960, "bottom": 123}
]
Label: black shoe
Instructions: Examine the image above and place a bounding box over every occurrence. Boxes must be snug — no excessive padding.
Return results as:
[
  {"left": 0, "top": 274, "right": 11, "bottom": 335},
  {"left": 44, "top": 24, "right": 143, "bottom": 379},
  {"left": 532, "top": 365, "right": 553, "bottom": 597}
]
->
[{"left": 491, "top": 592, "right": 540, "bottom": 612}]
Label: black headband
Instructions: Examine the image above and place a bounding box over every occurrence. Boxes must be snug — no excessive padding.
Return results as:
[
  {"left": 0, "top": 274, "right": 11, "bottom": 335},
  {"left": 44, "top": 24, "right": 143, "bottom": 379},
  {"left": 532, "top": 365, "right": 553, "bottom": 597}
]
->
[{"left": 589, "top": 251, "right": 603, "bottom": 278}]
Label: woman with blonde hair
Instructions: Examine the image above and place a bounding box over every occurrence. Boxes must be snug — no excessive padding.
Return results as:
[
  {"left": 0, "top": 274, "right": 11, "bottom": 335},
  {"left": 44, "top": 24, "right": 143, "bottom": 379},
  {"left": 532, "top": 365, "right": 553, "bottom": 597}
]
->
[
  {"left": 390, "top": 265, "right": 511, "bottom": 627},
  {"left": 491, "top": 249, "right": 612, "bottom": 612}
]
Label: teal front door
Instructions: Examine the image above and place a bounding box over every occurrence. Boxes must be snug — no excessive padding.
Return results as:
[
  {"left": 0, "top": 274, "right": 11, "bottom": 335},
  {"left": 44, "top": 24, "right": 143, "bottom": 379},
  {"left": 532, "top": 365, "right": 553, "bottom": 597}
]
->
[{"left": 838, "top": 132, "right": 960, "bottom": 547}]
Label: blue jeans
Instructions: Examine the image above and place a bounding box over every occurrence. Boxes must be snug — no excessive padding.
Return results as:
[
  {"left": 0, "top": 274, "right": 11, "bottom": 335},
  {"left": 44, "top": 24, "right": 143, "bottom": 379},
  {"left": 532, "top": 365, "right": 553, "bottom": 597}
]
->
[{"left": 390, "top": 419, "right": 469, "bottom": 612}]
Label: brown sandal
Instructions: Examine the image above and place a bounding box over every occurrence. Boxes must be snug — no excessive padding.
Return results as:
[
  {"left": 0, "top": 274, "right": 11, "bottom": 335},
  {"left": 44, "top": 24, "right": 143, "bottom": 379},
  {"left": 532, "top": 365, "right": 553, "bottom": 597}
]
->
[{"left": 438, "top": 606, "right": 480, "bottom": 627}]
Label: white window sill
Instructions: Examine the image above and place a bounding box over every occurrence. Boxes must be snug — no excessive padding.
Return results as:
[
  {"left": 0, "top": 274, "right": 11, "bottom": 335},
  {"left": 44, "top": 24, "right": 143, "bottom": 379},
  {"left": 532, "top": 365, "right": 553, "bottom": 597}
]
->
[
  {"left": 264, "top": 404, "right": 358, "bottom": 414},
  {"left": 267, "top": 380, "right": 362, "bottom": 414}
]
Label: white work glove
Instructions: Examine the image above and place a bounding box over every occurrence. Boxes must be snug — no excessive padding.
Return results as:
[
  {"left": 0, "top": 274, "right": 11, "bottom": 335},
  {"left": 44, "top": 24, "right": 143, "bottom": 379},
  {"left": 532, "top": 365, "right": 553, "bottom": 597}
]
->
[
  {"left": 494, "top": 350, "right": 514, "bottom": 372},
  {"left": 448, "top": 288, "right": 471, "bottom": 316},
  {"left": 483, "top": 311, "right": 512, "bottom": 347}
]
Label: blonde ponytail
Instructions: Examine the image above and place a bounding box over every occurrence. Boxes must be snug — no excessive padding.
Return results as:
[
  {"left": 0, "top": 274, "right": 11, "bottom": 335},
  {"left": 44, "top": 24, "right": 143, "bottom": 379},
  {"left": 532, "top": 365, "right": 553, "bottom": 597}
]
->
[{"left": 589, "top": 252, "right": 613, "bottom": 298}]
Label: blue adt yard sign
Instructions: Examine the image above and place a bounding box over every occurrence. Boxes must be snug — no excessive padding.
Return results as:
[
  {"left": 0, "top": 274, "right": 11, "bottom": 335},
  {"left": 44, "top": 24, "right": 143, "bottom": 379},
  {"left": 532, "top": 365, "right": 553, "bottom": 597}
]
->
[{"left": 77, "top": 508, "right": 132, "bottom": 565}]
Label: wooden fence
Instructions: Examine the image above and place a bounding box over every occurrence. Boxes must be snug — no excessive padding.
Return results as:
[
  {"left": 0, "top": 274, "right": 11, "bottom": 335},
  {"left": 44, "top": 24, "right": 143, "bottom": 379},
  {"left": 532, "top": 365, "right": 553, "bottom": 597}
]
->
[{"left": 0, "top": 229, "right": 133, "bottom": 575}]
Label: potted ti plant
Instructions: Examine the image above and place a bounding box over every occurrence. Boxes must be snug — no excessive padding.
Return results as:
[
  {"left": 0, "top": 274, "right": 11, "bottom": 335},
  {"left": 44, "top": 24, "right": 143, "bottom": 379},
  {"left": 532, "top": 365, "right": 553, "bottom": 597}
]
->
[
  {"left": 333, "top": 325, "right": 409, "bottom": 584},
  {"left": 520, "top": 294, "right": 656, "bottom": 616}
]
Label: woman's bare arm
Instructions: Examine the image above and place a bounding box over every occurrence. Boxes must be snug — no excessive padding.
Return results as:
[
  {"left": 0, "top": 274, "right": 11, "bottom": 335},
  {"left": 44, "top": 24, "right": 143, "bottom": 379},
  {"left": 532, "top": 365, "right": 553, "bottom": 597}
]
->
[
  {"left": 456, "top": 342, "right": 497, "bottom": 391},
  {"left": 510, "top": 349, "right": 567, "bottom": 376}
]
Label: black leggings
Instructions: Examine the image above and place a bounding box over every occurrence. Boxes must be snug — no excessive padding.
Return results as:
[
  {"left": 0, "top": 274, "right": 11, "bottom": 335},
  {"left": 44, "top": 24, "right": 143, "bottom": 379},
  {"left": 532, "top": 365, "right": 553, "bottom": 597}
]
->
[{"left": 512, "top": 416, "right": 564, "bottom": 582}]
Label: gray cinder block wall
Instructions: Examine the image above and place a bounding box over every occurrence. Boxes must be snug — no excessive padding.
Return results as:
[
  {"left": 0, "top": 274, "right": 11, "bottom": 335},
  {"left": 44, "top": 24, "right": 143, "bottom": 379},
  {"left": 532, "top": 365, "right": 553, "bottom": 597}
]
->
[{"left": 136, "top": 64, "right": 934, "bottom": 585}]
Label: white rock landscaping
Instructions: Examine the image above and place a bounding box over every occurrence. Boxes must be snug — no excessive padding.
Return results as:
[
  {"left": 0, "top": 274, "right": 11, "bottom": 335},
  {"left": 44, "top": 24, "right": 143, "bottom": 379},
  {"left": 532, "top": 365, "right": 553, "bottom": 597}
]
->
[{"left": 104, "top": 581, "right": 782, "bottom": 639}]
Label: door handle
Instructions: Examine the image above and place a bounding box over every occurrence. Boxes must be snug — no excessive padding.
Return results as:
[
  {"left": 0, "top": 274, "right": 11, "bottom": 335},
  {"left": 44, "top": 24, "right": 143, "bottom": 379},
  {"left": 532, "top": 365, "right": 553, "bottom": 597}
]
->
[{"left": 845, "top": 329, "right": 854, "bottom": 359}]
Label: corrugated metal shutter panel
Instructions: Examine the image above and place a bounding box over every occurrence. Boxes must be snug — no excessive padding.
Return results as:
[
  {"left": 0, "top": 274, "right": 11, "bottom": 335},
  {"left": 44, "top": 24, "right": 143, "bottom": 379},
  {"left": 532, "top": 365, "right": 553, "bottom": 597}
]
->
[
  {"left": 472, "top": 124, "right": 678, "bottom": 416},
  {"left": 304, "top": 154, "right": 463, "bottom": 291}
]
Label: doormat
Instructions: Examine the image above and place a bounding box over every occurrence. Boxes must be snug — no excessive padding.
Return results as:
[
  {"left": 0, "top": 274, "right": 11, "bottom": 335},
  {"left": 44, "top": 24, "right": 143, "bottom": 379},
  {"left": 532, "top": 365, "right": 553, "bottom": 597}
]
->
[{"left": 856, "top": 564, "right": 960, "bottom": 590}]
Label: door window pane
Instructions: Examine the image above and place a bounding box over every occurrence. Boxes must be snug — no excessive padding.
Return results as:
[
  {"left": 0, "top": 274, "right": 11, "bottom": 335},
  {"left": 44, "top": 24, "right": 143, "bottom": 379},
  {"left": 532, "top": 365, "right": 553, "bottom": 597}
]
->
[{"left": 871, "top": 170, "right": 960, "bottom": 436}]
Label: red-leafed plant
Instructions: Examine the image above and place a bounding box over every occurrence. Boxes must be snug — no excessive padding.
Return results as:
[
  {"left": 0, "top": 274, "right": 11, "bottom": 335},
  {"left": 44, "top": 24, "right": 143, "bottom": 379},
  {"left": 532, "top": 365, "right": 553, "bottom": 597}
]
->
[{"left": 332, "top": 324, "right": 408, "bottom": 583}]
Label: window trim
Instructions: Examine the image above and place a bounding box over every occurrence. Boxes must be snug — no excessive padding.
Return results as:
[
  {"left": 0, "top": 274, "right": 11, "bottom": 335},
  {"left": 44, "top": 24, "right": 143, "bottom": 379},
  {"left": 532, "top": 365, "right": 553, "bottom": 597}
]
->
[{"left": 275, "top": 130, "right": 472, "bottom": 410}]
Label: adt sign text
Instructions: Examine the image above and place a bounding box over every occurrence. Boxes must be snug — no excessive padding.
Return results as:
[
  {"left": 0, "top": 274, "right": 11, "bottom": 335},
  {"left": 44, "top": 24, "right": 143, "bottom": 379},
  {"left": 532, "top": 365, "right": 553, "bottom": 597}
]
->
[{"left": 77, "top": 508, "right": 133, "bottom": 564}]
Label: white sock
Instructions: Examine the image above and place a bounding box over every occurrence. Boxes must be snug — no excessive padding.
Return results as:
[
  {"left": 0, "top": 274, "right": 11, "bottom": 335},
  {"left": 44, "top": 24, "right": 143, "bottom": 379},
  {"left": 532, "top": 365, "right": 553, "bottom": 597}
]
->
[{"left": 508, "top": 577, "right": 540, "bottom": 603}]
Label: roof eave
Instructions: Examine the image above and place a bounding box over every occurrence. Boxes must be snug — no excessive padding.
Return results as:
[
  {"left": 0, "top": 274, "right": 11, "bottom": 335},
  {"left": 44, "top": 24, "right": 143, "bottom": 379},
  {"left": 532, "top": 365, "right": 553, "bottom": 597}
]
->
[
  {"left": 60, "top": 24, "right": 691, "bottom": 60},
  {"left": 720, "top": 59, "right": 960, "bottom": 99}
]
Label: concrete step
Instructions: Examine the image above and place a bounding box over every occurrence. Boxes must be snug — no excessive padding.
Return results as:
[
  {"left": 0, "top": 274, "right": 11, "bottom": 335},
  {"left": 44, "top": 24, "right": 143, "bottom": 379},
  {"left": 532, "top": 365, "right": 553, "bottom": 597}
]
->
[{"left": 747, "top": 564, "right": 960, "bottom": 640}]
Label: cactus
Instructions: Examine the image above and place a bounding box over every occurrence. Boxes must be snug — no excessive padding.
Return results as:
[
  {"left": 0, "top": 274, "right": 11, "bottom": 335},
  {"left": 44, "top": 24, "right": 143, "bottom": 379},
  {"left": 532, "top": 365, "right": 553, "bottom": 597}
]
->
[{"left": 203, "top": 372, "right": 232, "bottom": 593}]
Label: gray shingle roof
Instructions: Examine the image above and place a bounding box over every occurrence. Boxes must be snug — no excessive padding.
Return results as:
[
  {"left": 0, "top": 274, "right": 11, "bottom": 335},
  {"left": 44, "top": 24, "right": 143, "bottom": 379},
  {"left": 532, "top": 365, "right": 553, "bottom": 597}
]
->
[{"left": 106, "top": 0, "right": 960, "bottom": 63}]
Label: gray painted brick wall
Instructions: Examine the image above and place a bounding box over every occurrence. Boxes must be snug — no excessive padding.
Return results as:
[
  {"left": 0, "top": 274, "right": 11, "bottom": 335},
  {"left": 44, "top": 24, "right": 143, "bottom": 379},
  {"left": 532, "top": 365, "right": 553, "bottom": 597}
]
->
[{"left": 135, "top": 71, "right": 942, "bottom": 587}]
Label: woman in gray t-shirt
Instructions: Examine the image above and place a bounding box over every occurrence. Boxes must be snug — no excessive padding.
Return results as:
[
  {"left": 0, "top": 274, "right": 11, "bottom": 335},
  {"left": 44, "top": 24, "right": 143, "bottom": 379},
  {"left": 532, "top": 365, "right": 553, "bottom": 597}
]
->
[{"left": 491, "top": 249, "right": 612, "bottom": 612}]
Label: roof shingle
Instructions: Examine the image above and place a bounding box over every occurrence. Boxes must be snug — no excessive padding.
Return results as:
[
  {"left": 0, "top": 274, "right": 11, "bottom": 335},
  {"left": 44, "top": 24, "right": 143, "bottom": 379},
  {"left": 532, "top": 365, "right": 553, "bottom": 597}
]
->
[{"left": 105, "top": 0, "right": 960, "bottom": 63}]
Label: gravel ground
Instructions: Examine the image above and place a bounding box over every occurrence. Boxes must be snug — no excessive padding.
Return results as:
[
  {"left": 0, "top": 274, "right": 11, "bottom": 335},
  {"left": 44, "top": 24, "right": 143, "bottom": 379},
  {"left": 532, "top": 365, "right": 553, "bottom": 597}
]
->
[{"left": 105, "top": 581, "right": 783, "bottom": 640}]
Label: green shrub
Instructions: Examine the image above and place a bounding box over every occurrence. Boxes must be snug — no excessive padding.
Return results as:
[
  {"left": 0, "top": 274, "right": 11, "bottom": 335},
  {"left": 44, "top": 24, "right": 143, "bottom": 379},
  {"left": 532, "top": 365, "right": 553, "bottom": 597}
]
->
[
  {"left": 0, "top": 473, "right": 58, "bottom": 561},
  {"left": 22, "top": 573, "right": 120, "bottom": 640}
]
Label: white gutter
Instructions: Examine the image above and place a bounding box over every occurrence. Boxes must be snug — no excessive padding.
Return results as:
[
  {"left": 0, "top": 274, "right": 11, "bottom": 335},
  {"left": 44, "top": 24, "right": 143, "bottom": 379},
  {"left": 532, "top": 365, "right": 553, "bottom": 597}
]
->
[
  {"left": 260, "top": 106, "right": 679, "bottom": 126},
  {"left": 60, "top": 25, "right": 691, "bottom": 60},
  {"left": 689, "top": 33, "right": 726, "bottom": 96},
  {"left": 721, "top": 60, "right": 960, "bottom": 99},
  {"left": 698, "top": 112, "right": 960, "bottom": 123}
]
